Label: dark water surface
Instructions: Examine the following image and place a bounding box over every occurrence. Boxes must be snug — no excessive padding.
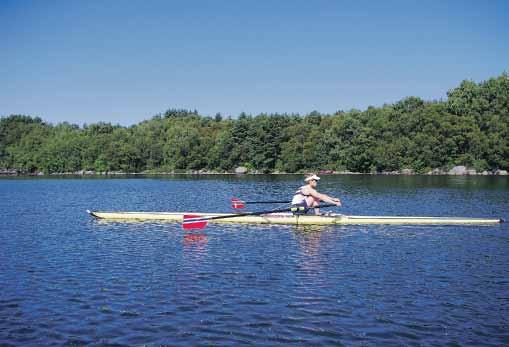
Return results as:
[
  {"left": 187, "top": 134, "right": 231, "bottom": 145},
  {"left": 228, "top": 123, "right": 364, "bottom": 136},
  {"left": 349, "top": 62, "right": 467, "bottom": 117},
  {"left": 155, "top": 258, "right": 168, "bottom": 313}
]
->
[{"left": 1, "top": 175, "right": 508, "bottom": 346}]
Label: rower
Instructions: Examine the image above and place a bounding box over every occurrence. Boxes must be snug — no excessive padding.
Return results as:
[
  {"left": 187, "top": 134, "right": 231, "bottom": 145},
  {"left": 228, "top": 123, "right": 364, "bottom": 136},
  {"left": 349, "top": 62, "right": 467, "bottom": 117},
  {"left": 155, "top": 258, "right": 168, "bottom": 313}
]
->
[{"left": 291, "top": 174, "right": 341, "bottom": 215}]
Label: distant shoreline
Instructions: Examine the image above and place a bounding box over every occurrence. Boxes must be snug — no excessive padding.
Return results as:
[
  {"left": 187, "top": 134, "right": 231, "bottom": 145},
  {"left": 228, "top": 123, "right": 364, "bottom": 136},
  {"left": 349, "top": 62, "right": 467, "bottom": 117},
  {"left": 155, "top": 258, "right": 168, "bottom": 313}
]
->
[
  {"left": 1, "top": 168, "right": 508, "bottom": 177},
  {"left": 2, "top": 74, "right": 508, "bottom": 178}
]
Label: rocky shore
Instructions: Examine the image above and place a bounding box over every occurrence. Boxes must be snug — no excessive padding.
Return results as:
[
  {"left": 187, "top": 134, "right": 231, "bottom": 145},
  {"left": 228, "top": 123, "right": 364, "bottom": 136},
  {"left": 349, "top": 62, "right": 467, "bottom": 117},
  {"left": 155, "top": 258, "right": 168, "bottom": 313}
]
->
[
  {"left": 1, "top": 166, "right": 508, "bottom": 177},
  {"left": 377, "top": 166, "right": 508, "bottom": 176}
]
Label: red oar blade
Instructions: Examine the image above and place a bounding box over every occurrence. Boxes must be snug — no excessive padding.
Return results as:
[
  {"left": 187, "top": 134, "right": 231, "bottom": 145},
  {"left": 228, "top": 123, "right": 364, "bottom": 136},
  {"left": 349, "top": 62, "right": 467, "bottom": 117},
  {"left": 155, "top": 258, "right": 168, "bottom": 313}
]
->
[
  {"left": 182, "top": 214, "right": 209, "bottom": 230},
  {"left": 231, "top": 201, "right": 245, "bottom": 209},
  {"left": 230, "top": 197, "right": 245, "bottom": 209}
]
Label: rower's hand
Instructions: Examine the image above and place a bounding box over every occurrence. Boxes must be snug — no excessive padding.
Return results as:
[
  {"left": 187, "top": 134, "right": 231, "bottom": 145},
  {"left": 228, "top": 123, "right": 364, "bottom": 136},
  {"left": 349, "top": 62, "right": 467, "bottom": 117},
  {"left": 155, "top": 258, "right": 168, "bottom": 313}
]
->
[{"left": 332, "top": 198, "right": 341, "bottom": 206}]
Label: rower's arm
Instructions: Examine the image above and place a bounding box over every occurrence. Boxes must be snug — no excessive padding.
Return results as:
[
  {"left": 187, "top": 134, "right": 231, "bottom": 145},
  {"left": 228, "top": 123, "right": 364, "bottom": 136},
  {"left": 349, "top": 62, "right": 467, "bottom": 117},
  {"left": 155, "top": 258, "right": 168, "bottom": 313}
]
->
[{"left": 309, "top": 189, "right": 341, "bottom": 206}]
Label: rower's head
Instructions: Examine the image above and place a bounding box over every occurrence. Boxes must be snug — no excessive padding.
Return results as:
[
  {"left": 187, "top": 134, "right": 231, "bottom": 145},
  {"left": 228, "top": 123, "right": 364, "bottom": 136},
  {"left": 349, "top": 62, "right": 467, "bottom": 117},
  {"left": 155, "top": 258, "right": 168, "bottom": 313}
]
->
[{"left": 305, "top": 174, "right": 320, "bottom": 187}]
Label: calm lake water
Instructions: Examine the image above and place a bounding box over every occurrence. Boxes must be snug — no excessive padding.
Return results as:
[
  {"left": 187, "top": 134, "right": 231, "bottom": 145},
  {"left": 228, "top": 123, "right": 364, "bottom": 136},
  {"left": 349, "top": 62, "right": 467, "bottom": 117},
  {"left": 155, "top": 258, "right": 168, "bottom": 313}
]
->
[{"left": 1, "top": 175, "right": 508, "bottom": 346}]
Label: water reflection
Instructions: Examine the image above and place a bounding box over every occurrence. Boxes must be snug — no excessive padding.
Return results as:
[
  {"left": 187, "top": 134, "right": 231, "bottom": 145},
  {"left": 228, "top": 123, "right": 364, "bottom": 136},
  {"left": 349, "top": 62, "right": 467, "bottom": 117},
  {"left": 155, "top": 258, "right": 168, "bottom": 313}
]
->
[
  {"left": 182, "top": 233, "right": 208, "bottom": 262},
  {"left": 183, "top": 233, "right": 208, "bottom": 244},
  {"left": 292, "top": 226, "right": 332, "bottom": 278}
]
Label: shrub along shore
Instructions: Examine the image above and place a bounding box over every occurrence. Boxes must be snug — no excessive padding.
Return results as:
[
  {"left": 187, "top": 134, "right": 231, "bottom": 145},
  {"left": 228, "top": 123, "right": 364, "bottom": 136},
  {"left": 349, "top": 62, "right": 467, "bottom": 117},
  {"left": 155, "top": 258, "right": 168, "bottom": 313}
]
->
[{"left": 1, "top": 74, "right": 508, "bottom": 176}]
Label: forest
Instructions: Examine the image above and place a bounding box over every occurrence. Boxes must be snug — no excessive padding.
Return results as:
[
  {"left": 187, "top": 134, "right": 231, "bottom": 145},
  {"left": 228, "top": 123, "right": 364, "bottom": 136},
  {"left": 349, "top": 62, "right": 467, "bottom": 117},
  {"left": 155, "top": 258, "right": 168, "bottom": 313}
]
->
[{"left": 1, "top": 74, "right": 508, "bottom": 174}]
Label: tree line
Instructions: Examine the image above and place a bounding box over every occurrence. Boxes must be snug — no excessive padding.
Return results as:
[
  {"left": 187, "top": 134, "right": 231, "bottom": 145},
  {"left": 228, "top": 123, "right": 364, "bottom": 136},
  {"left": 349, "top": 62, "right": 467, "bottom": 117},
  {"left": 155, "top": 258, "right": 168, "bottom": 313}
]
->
[{"left": 1, "top": 74, "right": 508, "bottom": 174}]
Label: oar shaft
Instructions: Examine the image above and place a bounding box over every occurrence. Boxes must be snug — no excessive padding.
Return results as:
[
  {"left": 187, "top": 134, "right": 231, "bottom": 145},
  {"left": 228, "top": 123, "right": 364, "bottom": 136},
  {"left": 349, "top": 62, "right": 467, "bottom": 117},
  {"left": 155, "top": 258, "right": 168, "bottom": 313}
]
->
[
  {"left": 243, "top": 200, "right": 291, "bottom": 204},
  {"left": 203, "top": 204, "right": 337, "bottom": 221}
]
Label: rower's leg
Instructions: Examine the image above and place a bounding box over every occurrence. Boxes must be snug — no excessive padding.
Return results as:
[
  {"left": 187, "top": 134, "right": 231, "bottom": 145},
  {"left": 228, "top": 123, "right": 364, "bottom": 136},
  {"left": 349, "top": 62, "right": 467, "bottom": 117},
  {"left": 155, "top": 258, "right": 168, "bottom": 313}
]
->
[{"left": 306, "top": 197, "right": 321, "bottom": 215}]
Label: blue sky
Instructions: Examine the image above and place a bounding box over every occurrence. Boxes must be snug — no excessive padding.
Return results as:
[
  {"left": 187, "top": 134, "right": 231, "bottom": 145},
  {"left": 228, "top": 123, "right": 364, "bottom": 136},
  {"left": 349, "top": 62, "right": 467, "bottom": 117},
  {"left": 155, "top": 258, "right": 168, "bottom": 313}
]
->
[{"left": 1, "top": 0, "right": 508, "bottom": 125}]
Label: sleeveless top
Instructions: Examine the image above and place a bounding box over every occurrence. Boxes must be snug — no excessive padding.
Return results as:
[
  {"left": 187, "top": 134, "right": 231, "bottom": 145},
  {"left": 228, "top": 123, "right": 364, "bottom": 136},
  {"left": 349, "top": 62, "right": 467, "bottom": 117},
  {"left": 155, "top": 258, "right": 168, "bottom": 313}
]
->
[{"left": 291, "top": 185, "right": 311, "bottom": 205}]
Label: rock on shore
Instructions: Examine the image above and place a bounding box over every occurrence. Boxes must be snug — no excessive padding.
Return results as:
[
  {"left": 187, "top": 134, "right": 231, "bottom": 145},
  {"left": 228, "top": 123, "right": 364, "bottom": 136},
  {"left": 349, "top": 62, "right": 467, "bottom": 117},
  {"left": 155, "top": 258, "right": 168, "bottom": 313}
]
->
[
  {"left": 235, "top": 166, "right": 248, "bottom": 174},
  {"left": 448, "top": 166, "right": 468, "bottom": 175}
]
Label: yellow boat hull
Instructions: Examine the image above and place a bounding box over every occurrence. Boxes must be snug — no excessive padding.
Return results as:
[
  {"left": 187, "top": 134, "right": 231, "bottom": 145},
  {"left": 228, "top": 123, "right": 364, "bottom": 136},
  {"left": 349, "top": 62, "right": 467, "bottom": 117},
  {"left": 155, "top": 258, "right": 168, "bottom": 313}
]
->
[{"left": 87, "top": 211, "right": 502, "bottom": 225}]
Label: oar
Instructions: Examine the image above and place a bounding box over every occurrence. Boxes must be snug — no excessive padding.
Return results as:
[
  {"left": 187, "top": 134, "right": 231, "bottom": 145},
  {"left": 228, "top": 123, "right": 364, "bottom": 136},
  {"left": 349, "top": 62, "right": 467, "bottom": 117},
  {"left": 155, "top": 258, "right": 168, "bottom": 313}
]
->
[
  {"left": 231, "top": 197, "right": 291, "bottom": 209},
  {"left": 183, "top": 203, "right": 337, "bottom": 230}
]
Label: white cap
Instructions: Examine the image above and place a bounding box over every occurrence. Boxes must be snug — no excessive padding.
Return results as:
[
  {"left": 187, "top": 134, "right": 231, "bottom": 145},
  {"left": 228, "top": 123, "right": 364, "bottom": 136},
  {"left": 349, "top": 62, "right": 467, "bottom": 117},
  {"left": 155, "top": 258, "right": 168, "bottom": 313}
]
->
[{"left": 304, "top": 174, "right": 320, "bottom": 182}]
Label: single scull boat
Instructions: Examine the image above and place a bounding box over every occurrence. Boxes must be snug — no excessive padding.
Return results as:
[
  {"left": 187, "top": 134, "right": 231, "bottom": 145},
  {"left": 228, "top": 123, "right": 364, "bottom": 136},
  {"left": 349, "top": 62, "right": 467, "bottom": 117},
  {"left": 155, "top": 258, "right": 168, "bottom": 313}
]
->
[{"left": 87, "top": 210, "right": 503, "bottom": 226}]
